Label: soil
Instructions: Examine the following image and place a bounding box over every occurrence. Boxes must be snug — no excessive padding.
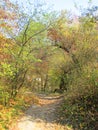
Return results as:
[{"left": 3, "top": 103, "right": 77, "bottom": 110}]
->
[{"left": 9, "top": 94, "right": 72, "bottom": 130}]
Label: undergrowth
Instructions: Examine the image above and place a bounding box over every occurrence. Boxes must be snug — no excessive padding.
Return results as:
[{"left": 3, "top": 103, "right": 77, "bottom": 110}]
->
[
  {"left": 0, "top": 92, "right": 39, "bottom": 130},
  {"left": 58, "top": 91, "right": 98, "bottom": 130}
]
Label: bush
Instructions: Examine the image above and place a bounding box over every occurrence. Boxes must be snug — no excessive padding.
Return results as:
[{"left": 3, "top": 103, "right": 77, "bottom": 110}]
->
[{"left": 60, "top": 92, "right": 98, "bottom": 130}]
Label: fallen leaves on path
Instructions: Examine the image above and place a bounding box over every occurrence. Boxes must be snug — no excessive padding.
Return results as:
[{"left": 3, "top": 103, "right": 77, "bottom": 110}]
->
[{"left": 10, "top": 95, "right": 72, "bottom": 130}]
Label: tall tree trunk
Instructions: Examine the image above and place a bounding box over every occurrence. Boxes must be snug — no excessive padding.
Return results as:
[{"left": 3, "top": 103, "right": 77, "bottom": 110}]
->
[{"left": 43, "top": 74, "right": 48, "bottom": 92}]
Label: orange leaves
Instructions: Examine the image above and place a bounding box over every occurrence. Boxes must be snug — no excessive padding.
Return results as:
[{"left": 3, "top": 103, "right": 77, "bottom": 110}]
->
[
  {"left": 0, "top": 9, "right": 9, "bottom": 20},
  {"left": 24, "top": 95, "right": 39, "bottom": 105},
  {"left": 0, "top": 34, "right": 11, "bottom": 61},
  {"left": 0, "top": 0, "right": 19, "bottom": 35},
  {"left": 48, "top": 28, "right": 62, "bottom": 42},
  {"left": 0, "top": 8, "right": 16, "bottom": 20},
  {"left": 9, "top": 99, "right": 17, "bottom": 106},
  {"left": 0, "top": 103, "right": 23, "bottom": 130}
]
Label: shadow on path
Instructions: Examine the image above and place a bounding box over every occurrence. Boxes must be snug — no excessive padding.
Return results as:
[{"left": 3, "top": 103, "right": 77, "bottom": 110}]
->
[
  {"left": 25, "top": 95, "right": 64, "bottom": 123},
  {"left": 10, "top": 95, "right": 72, "bottom": 130}
]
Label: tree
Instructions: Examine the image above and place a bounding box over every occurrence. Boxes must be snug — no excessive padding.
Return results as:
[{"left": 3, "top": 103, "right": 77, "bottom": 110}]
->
[
  {"left": 48, "top": 11, "right": 98, "bottom": 93},
  {"left": 81, "top": 5, "right": 98, "bottom": 22},
  {"left": 0, "top": 0, "right": 51, "bottom": 100}
]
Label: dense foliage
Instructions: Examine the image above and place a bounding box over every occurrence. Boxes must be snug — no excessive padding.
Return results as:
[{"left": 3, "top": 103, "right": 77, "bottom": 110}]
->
[{"left": 0, "top": 0, "right": 98, "bottom": 130}]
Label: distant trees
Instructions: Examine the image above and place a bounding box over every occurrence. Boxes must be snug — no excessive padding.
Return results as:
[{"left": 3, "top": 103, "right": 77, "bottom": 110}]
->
[
  {"left": 0, "top": 0, "right": 98, "bottom": 110},
  {"left": 48, "top": 8, "right": 98, "bottom": 130},
  {"left": 48, "top": 10, "right": 98, "bottom": 94},
  {"left": 0, "top": 1, "right": 98, "bottom": 129}
]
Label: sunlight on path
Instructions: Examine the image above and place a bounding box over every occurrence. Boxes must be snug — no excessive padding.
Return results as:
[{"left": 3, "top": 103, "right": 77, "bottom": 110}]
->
[
  {"left": 10, "top": 118, "right": 70, "bottom": 130},
  {"left": 10, "top": 95, "right": 72, "bottom": 130}
]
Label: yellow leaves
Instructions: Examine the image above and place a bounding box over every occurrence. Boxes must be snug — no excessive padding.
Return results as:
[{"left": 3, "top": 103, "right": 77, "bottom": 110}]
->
[
  {"left": 0, "top": 34, "right": 6, "bottom": 43},
  {"left": 0, "top": 97, "right": 26, "bottom": 130},
  {"left": 0, "top": 107, "right": 12, "bottom": 123},
  {"left": 79, "top": 107, "right": 84, "bottom": 111},
  {"left": 0, "top": 124, "right": 5, "bottom": 130},
  {"left": 0, "top": 105, "right": 4, "bottom": 110},
  {"left": 79, "top": 123, "right": 84, "bottom": 129},
  {"left": 24, "top": 95, "right": 39, "bottom": 105}
]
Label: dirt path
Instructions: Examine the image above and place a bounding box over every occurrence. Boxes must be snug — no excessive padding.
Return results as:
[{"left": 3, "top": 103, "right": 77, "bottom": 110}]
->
[{"left": 10, "top": 95, "right": 71, "bottom": 130}]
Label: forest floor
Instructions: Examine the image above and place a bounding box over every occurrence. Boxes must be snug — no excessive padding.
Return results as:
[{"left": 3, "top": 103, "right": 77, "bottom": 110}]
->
[{"left": 9, "top": 94, "right": 72, "bottom": 130}]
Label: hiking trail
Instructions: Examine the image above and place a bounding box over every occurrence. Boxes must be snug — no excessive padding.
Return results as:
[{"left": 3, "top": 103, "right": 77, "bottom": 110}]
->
[{"left": 10, "top": 94, "right": 71, "bottom": 130}]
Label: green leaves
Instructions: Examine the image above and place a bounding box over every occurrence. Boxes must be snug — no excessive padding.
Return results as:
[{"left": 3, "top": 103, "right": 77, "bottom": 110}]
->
[
  {"left": 0, "top": 63, "right": 15, "bottom": 78},
  {"left": 0, "top": 86, "right": 10, "bottom": 106}
]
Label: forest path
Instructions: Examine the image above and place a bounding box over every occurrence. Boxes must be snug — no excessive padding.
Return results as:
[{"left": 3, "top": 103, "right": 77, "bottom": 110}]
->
[{"left": 10, "top": 94, "right": 71, "bottom": 130}]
